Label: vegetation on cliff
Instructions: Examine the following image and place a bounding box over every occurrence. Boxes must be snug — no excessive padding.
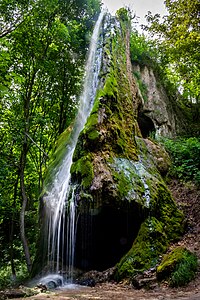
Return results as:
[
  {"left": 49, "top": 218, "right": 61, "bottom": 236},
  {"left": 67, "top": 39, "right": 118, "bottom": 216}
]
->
[
  {"left": 0, "top": 0, "right": 199, "bottom": 289},
  {"left": 157, "top": 247, "right": 198, "bottom": 287},
  {"left": 0, "top": 0, "right": 101, "bottom": 286},
  {"left": 161, "top": 137, "right": 200, "bottom": 185},
  {"left": 70, "top": 9, "right": 184, "bottom": 281},
  {"left": 145, "top": 0, "right": 200, "bottom": 102}
]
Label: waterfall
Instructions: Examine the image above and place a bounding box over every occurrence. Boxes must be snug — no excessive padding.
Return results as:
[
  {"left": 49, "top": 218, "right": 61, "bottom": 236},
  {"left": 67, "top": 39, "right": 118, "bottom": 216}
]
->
[{"left": 42, "top": 11, "right": 104, "bottom": 281}]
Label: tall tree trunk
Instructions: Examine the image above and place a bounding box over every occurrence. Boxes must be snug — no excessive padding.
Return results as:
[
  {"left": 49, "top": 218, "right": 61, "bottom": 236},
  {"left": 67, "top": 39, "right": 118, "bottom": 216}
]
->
[
  {"left": 19, "top": 70, "right": 36, "bottom": 273},
  {"left": 20, "top": 141, "right": 32, "bottom": 273},
  {"left": 10, "top": 174, "right": 19, "bottom": 280}
]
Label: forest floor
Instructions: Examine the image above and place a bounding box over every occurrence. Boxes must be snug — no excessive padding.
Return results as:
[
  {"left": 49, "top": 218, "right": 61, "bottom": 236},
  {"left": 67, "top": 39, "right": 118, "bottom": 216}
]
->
[{"left": 2, "top": 180, "right": 200, "bottom": 300}]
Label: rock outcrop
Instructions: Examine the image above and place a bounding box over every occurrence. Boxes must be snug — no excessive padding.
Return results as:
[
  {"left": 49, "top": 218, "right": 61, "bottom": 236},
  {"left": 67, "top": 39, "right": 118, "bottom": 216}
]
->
[
  {"left": 133, "top": 64, "right": 188, "bottom": 138},
  {"left": 35, "top": 9, "right": 185, "bottom": 281},
  {"left": 69, "top": 10, "right": 184, "bottom": 279}
]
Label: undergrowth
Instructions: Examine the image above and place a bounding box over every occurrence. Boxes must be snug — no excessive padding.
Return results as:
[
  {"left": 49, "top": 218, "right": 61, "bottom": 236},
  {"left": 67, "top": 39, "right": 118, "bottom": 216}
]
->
[
  {"left": 0, "top": 262, "right": 28, "bottom": 289},
  {"left": 161, "top": 137, "right": 200, "bottom": 185},
  {"left": 170, "top": 250, "right": 198, "bottom": 287},
  {"left": 157, "top": 247, "right": 198, "bottom": 287}
]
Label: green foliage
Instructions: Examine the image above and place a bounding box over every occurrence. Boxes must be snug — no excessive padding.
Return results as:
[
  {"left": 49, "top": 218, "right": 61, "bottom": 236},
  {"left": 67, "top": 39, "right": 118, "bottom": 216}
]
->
[
  {"left": 116, "top": 8, "right": 130, "bottom": 23},
  {"left": 157, "top": 247, "right": 198, "bottom": 287},
  {"left": 130, "top": 29, "right": 182, "bottom": 103},
  {"left": 0, "top": 262, "right": 29, "bottom": 289},
  {"left": 162, "top": 137, "right": 200, "bottom": 184},
  {"left": 130, "top": 30, "right": 158, "bottom": 68},
  {"left": 145, "top": 0, "right": 200, "bottom": 101},
  {"left": 71, "top": 153, "right": 94, "bottom": 189},
  {"left": 0, "top": 0, "right": 101, "bottom": 274},
  {"left": 115, "top": 217, "right": 170, "bottom": 281}
]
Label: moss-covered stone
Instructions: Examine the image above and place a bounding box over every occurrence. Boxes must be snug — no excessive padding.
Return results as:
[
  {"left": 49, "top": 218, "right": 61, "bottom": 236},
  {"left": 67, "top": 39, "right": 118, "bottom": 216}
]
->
[
  {"left": 69, "top": 12, "right": 184, "bottom": 277},
  {"left": 70, "top": 13, "right": 139, "bottom": 195},
  {"left": 39, "top": 11, "right": 186, "bottom": 278},
  {"left": 43, "top": 124, "right": 74, "bottom": 190},
  {"left": 82, "top": 97, "right": 101, "bottom": 142},
  {"left": 71, "top": 153, "right": 94, "bottom": 189},
  {"left": 115, "top": 217, "right": 168, "bottom": 281},
  {"left": 157, "top": 247, "right": 198, "bottom": 287},
  {"left": 114, "top": 198, "right": 184, "bottom": 282}
]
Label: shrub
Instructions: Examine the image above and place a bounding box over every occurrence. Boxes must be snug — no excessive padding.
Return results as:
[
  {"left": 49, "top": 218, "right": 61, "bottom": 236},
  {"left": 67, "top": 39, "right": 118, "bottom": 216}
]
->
[
  {"left": 157, "top": 247, "right": 198, "bottom": 287},
  {"left": 0, "top": 262, "right": 29, "bottom": 289},
  {"left": 162, "top": 137, "right": 200, "bottom": 185}
]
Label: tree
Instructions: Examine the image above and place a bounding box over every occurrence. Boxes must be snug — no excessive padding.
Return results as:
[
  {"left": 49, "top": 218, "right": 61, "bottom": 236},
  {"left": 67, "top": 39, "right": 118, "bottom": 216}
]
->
[
  {"left": 0, "top": 0, "right": 35, "bottom": 38},
  {"left": 145, "top": 0, "right": 200, "bottom": 101},
  {"left": 0, "top": 0, "right": 101, "bottom": 276}
]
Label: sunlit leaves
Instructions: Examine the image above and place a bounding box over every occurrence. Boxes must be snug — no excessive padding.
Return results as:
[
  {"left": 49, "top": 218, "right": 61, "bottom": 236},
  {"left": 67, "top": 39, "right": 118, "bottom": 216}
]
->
[
  {"left": 0, "top": 0, "right": 101, "bottom": 271},
  {"left": 145, "top": 0, "right": 200, "bottom": 101}
]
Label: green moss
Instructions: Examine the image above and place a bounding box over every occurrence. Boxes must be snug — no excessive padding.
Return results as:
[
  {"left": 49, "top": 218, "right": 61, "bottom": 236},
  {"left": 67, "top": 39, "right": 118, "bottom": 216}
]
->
[
  {"left": 92, "top": 20, "right": 138, "bottom": 161},
  {"left": 71, "top": 153, "right": 94, "bottom": 188},
  {"left": 82, "top": 109, "right": 99, "bottom": 141},
  {"left": 43, "top": 125, "right": 73, "bottom": 189},
  {"left": 113, "top": 169, "right": 184, "bottom": 282},
  {"left": 111, "top": 158, "right": 147, "bottom": 203},
  {"left": 157, "top": 247, "right": 198, "bottom": 287},
  {"left": 68, "top": 14, "right": 185, "bottom": 283},
  {"left": 150, "top": 183, "right": 184, "bottom": 240},
  {"left": 83, "top": 97, "right": 100, "bottom": 140},
  {"left": 71, "top": 23, "right": 138, "bottom": 169},
  {"left": 115, "top": 217, "right": 168, "bottom": 281},
  {"left": 100, "top": 72, "right": 119, "bottom": 99},
  {"left": 113, "top": 169, "right": 137, "bottom": 200},
  {"left": 87, "top": 129, "right": 99, "bottom": 140}
]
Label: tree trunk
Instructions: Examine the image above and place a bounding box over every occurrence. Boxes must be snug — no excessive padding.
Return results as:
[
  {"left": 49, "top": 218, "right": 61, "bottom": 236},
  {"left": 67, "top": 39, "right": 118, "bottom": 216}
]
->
[
  {"left": 19, "top": 70, "right": 36, "bottom": 273},
  {"left": 10, "top": 174, "right": 20, "bottom": 280},
  {"left": 20, "top": 143, "right": 32, "bottom": 273}
]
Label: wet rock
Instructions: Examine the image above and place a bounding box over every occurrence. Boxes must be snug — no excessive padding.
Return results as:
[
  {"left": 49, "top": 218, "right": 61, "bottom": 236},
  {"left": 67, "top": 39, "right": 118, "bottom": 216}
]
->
[
  {"left": 76, "top": 267, "right": 116, "bottom": 286},
  {"left": 76, "top": 278, "right": 96, "bottom": 287},
  {"left": 144, "top": 138, "right": 171, "bottom": 175},
  {"left": 133, "top": 64, "right": 187, "bottom": 137},
  {"left": 0, "top": 286, "right": 39, "bottom": 299},
  {"left": 36, "top": 283, "right": 47, "bottom": 292},
  {"left": 38, "top": 274, "right": 64, "bottom": 289},
  {"left": 0, "top": 289, "right": 26, "bottom": 299},
  {"left": 132, "top": 274, "right": 158, "bottom": 290}
]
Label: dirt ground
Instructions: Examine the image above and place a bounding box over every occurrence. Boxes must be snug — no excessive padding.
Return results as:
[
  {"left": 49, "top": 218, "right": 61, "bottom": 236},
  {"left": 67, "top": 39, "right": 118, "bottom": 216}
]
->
[
  {"left": 4, "top": 180, "right": 200, "bottom": 300},
  {"left": 7, "top": 281, "right": 200, "bottom": 300}
]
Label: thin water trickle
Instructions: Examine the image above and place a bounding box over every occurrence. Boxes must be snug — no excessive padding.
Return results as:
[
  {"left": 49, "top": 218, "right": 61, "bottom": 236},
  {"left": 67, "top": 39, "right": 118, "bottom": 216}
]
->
[
  {"left": 42, "top": 11, "right": 105, "bottom": 282},
  {"left": 66, "top": 185, "right": 77, "bottom": 282}
]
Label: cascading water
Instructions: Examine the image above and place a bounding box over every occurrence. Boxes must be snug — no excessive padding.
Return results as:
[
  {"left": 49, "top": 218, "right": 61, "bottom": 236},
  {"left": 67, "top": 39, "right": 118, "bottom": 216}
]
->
[{"left": 42, "top": 11, "right": 104, "bottom": 283}]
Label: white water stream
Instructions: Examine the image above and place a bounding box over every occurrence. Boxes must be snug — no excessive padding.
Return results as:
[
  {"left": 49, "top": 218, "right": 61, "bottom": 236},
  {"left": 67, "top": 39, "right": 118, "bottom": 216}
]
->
[{"left": 42, "top": 11, "right": 104, "bottom": 283}]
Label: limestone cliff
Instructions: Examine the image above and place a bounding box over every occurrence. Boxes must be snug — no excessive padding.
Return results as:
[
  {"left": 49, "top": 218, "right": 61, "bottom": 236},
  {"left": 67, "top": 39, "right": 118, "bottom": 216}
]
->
[
  {"left": 133, "top": 64, "right": 188, "bottom": 138},
  {"left": 35, "top": 10, "right": 185, "bottom": 280},
  {"left": 69, "top": 10, "right": 184, "bottom": 278}
]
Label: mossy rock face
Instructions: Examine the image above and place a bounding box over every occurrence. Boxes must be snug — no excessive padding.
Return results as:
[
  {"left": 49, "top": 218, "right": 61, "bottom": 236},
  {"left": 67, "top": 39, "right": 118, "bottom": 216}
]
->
[
  {"left": 40, "top": 12, "right": 185, "bottom": 276},
  {"left": 114, "top": 217, "right": 168, "bottom": 280},
  {"left": 43, "top": 124, "right": 74, "bottom": 191},
  {"left": 144, "top": 138, "right": 171, "bottom": 175},
  {"left": 70, "top": 14, "right": 184, "bottom": 275},
  {"left": 71, "top": 14, "right": 138, "bottom": 199},
  {"left": 114, "top": 182, "right": 184, "bottom": 281},
  {"left": 157, "top": 247, "right": 198, "bottom": 287}
]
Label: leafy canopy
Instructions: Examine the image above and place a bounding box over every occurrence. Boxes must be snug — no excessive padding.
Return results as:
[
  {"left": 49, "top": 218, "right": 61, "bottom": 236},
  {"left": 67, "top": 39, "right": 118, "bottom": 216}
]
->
[{"left": 145, "top": 0, "right": 200, "bottom": 101}]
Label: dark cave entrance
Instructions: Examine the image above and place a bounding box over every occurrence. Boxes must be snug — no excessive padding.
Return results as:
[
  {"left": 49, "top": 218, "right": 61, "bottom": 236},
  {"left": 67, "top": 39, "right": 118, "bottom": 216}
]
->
[
  {"left": 74, "top": 203, "right": 146, "bottom": 271},
  {"left": 137, "top": 112, "right": 155, "bottom": 138}
]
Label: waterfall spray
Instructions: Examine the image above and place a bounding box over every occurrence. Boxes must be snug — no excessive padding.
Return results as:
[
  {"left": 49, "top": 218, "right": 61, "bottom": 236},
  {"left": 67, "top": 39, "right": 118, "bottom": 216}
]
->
[{"left": 42, "top": 11, "right": 104, "bottom": 282}]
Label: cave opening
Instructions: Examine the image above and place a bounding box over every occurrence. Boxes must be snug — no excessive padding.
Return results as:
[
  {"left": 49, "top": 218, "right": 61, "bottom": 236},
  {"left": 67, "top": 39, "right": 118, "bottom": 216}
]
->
[
  {"left": 137, "top": 112, "right": 155, "bottom": 138},
  {"left": 74, "top": 203, "right": 146, "bottom": 271}
]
